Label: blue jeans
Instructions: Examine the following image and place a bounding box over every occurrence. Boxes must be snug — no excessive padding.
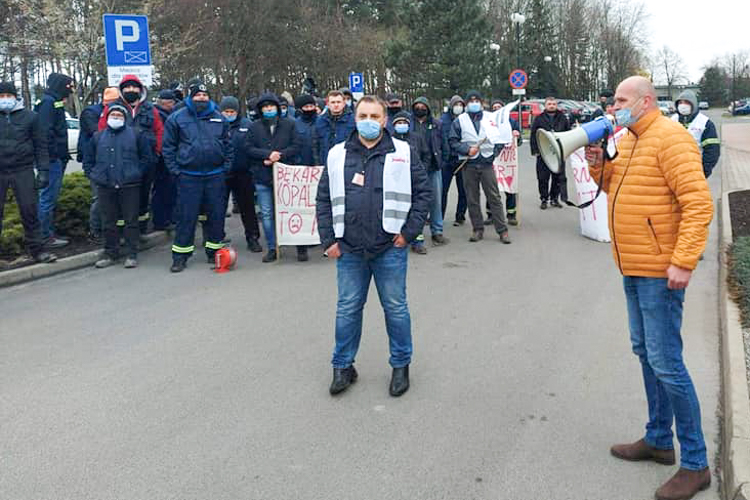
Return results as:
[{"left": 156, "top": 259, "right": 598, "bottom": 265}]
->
[
  {"left": 428, "top": 170, "right": 444, "bottom": 235},
  {"left": 255, "top": 183, "right": 275, "bottom": 250},
  {"left": 623, "top": 276, "right": 708, "bottom": 470},
  {"left": 333, "top": 246, "right": 412, "bottom": 368},
  {"left": 38, "top": 159, "right": 65, "bottom": 240}
]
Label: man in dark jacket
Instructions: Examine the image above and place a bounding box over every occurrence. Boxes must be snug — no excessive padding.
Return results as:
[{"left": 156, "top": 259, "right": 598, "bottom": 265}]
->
[
  {"left": 294, "top": 94, "right": 319, "bottom": 166},
  {"left": 78, "top": 86, "right": 119, "bottom": 244},
  {"left": 392, "top": 111, "right": 431, "bottom": 255},
  {"left": 411, "top": 96, "right": 449, "bottom": 246},
  {"left": 36, "top": 72, "right": 74, "bottom": 248},
  {"left": 440, "top": 95, "right": 468, "bottom": 226},
  {"left": 530, "top": 97, "right": 572, "bottom": 209},
  {"left": 246, "top": 92, "right": 300, "bottom": 263},
  {"left": 162, "top": 81, "right": 233, "bottom": 272},
  {"left": 84, "top": 104, "right": 152, "bottom": 269},
  {"left": 672, "top": 89, "right": 720, "bottom": 178},
  {"left": 219, "top": 96, "right": 262, "bottom": 253},
  {"left": 312, "top": 90, "right": 355, "bottom": 165},
  {"left": 98, "top": 75, "right": 164, "bottom": 234},
  {"left": 0, "top": 81, "right": 56, "bottom": 263},
  {"left": 449, "top": 90, "right": 511, "bottom": 244},
  {"left": 151, "top": 89, "right": 178, "bottom": 231},
  {"left": 316, "top": 95, "right": 431, "bottom": 398}
]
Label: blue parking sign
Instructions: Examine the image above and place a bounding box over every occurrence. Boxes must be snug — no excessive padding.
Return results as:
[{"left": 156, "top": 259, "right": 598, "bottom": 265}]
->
[
  {"left": 349, "top": 72, "right": 364, "bottom": 93},
  {"left": 103, "top": 14, "right": 151, "bottom": 66}
]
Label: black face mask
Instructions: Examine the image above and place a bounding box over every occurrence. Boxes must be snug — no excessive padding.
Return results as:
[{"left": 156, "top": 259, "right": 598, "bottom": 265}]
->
[
  {"left": 413, "top": 108, "right": 429, "bottom": 118},
  {"left": 123, "top": 91, "right": 140, "bottom": 104},
  {"left": 194, "top": 101, "right": 209, "bottom": 113},
  {"left": 302, "top": 109, "right": 317, "bottom": 120},
  {"left": 388, "top": 106, "right": 402, "bottom": 114}
]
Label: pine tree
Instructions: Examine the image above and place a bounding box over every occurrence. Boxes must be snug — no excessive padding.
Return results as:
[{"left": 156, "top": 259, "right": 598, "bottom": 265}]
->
[{"left": 698, "top": 65, "right": 729, "bottom": 106}]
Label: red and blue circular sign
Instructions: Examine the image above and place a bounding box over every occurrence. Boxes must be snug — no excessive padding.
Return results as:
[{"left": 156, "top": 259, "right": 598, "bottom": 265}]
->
[{"left": 509, "top": 69, "right": 528, "bottom": 89}]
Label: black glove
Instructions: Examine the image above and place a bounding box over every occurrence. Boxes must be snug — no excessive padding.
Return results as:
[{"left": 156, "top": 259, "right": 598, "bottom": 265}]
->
[{"left": 35, "top": 170, "right": 50, "bottom": 190}]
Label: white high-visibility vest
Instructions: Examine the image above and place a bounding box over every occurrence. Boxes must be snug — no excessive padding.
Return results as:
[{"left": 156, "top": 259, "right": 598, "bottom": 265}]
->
[
  {"left": 327, "top": 138, "right": 412, "bottom": 237},
  {"left": 458, "top": 111, "right": 505, "bottom": 160},
  {"left": 671, "top": 112, "right": 709, "bottom": 153}
]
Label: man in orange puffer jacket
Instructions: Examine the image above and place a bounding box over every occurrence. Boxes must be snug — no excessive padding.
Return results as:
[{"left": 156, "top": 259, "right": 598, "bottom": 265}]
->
[{"left": 586, "top": 76, "right": 713, "bottom": 500}]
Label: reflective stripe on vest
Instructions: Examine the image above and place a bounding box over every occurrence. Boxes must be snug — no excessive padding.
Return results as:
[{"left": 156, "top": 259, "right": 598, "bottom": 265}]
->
[
  {"left": 671, "top": 112, "right": 709, "bottom": 153},
  {"left": 457, "top": 112, "right": 504, "bottom": 160},
  {"left": 327, "top": 138, "right": 412, "bottom": 238}
]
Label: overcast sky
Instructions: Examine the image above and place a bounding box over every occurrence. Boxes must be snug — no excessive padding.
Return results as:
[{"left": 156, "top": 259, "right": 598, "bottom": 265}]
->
[{"left": 646, "top": 0, "right": 750, "bottom": 83}]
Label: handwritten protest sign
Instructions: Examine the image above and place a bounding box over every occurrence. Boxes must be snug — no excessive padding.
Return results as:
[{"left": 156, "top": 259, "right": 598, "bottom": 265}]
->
[
  {"left": 493, "top": 144, "right": 519, "bottom": 194},
  {"left": 273, "top": 163, "right": 323, "bottom": 246}
]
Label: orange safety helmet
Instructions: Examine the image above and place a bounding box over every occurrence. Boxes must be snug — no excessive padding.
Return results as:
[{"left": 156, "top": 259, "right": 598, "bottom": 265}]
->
[{"left": 214, "top": 247, "right": 237, "bottom": 273}]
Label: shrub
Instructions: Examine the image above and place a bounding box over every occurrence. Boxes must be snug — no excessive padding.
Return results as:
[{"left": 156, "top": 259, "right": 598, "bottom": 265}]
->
[
  {"left": 0, "top": 171, "right": 91, "bottom": 258},
  {"left": 728, "top": 236, "right": 750, "bottom": 328}
]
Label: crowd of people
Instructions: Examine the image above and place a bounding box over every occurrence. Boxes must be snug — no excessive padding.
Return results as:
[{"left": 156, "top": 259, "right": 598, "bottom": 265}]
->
[{"left": 0, "top": 69, "right": 725, "bottom": 500}]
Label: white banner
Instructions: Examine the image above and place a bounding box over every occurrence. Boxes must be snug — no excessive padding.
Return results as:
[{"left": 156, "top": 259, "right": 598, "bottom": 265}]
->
[
  {"left": 569, "top": 127, "right": 629, "bottom": 243},
  {"left": 493, "top": 143, "right": 519, "bottom": 194},
  {"left": 273, "top": 163, "right": 323, "bottom": 246}
]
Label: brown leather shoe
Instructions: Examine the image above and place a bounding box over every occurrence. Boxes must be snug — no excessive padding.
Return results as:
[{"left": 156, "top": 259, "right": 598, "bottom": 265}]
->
[
  {"left": 610, "top": 438, "right": 675, "bottom": 465},
  {"left": 655, "top": 467, "right": 711, "bottom": 500}
]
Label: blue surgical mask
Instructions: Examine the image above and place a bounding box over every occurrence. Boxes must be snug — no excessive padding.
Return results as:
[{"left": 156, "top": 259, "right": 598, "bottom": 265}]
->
[
  {"left": 0, "top": 97, "right": 16, "bottom": 112},
  {"left": 357, "top": 119, "right": 382, "bottom": 140},
  {"left": 262, "top": 109, "right": 278, "bottom": 119},
  {"left": 223, "top": 113, "right": 237, "bottom": 122},
  {"left": 394, "top": 123, "right": 410, "bottom": 135},
  {"left": 281, "top": 108, "right": 288, "bottom": 117},
  {"left": 615, "top": 98, "right": 642, "bottom": 127},
  {"left": 107, "top": 117, "right": 125, "bottom": 129},
  {"left": 467, "top": 101, "right": 482, "bottom": 113}
]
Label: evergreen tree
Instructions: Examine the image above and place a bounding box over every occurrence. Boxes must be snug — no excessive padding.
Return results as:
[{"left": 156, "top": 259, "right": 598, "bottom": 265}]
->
[
  {"left": 698, "top": 65, "right": 728, "bottom": 106},
  {"left": 525, "top": 0, "right": 559, "bottom": 96}
]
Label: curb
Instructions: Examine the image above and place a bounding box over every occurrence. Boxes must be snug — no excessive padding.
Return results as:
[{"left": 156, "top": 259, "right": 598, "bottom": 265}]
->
[
  {"left": 719, "top": 191, "right": 750, "bottom": 500},
  {"left": 0, "top": 231, "right": 171, "bottom": 289}
]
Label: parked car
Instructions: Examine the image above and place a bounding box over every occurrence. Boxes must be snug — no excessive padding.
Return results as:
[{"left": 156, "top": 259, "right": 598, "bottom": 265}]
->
[
  {"left": 66, "top": 117, "right": 79, "bottom": 155},
  {"left": 509, "top": 99, "right": 544, "bottom": 128},
  {"left": 733, "top": 101, "right": 750, "bottom": 116},
  {"left": 658, "top": 102, "right": 671, "bottom": 116},
  {"left": 699, "top": 101, "right": 709, "bottom": 110}
]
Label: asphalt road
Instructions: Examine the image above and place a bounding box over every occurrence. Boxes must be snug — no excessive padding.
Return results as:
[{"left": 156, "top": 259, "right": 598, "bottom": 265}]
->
[{"left": 2, "top": 119, "right": 724, "bottom": 500}]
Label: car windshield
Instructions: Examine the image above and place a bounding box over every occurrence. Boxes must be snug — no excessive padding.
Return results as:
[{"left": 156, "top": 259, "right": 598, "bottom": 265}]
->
[{"left": 66, "top": 119, "right": 79, "bottom": 130}]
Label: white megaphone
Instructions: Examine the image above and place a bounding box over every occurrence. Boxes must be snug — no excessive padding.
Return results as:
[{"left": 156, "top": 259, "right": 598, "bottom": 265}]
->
[{"left": 536, "top": 116, "right": 616, "bottom": 174}]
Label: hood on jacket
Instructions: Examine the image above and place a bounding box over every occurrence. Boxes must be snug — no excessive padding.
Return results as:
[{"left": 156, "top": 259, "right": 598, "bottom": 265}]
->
[
  {"left": 675, "top": 89, "right": 699, "bottom": 120},
  {"left": 46, "top": 73, "right": 74, "bottom": 99},
  {"left": 185, "top": 96, "right": 218, "bottom": 117},
  {"left": 118, "top": 74, "right": 148, "bottom": 106},
  {"left": 255, "top": 92, "right": 280, "bottom": 115},
  {"left": 412, "top": 96, "right": 432, "bottom": 115},
  {"left": 449, "top": 95, "right": 465, "bottom": 108}
]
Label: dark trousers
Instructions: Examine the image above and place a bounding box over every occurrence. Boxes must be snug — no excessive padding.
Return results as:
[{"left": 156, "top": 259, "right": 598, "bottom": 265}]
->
[
  {"left": 138, "top": 168, "right": 155, "bottom": 232},
  {"left": 536, "top": 156, "right": 567, "bottom": 202},
  {"left": 463, "top": 163, "right": 507, "bottom": 232},
  {"left": 172, "top": 173, "right": 226, "bottom": 261},
  {"left": 486, "top": 194, "right": 516, "bottom": 217},
  {"left": 151, "top": 160, "right": 177, "bottom": 229},
  {"left": 98, "top": 184, "right": 140, "bottom": 259},
  {"left": 0, "top": 168, "right": 43, "bottom": 256},
  {"left": 224, "top": 171, "right": 260, "bottom": 242},
  {"left": 441, "top": 162, "right": 467, "bottom": 221}
]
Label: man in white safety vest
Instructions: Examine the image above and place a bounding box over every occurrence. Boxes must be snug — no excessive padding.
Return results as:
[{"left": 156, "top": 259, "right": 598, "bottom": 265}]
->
[
  {"left": 316, "top": 95, "right": 431, "bottom": 398},
  {"left": 448, "top": 90, "right": 512, "bottom": 243},
  {"left": 671, "top": 90, "right": 720, "bottom": 178}
]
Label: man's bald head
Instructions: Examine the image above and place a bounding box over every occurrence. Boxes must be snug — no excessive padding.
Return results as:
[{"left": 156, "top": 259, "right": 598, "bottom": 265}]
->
[{"left": 614, "top": 75, "right": 658, "bottom": 124}]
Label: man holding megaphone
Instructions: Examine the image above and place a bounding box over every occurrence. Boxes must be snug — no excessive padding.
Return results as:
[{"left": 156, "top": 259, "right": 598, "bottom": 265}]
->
[{"left": 585, "top": 76, "right": 713, "bottom": 500}]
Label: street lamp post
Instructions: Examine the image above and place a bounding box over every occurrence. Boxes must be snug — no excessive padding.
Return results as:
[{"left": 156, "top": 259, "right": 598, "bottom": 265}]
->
[
  {"left": 511, "top": 12, "right": 526, "bottom": 129},
  {"left": 543, "top": 55, "right": 552, "bottom": 96}
]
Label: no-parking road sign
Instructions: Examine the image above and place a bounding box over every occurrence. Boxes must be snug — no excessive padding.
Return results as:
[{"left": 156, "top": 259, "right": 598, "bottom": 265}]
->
[{"left": 509, "top": 69, "right": 528, "bottom": 90}]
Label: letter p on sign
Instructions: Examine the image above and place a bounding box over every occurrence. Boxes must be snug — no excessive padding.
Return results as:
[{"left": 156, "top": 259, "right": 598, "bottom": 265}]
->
[{"left": 114, "top": 20, "right": 140, "bottom": 50}]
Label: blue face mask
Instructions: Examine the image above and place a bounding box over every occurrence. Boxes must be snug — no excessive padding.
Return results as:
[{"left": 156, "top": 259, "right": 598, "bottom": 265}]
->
[
  {"left": 357, "top": 119, "right": 382, "bottom": 140},
  {"left": 223, "top": 113, "right": 237, "bottom": 122},
  {"left": 262, "top": 109, "right": 278, "bottom": 119},
  {"left": 280, "top": 108, "right": 288, "bottom": 117},
  {"left": 0, "top": 97, "right": 16, "bottom": 112},
  {"left": 615, "top": 97, "right": 642, "bottom": 127},
  {"left": 467, "top": 101, "right": 482, "bottom": 113},
  {"left": 394, "top": 123, "right": 409, "bottom": 135}
]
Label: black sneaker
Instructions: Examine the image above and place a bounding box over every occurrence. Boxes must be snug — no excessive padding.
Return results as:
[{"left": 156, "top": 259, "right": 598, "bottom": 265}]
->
[
  {"left": 87, "top": 232, "right": 103, "bottom": 245},
  {"left": 247, "top": 238, "right": 263, "bottom": 253},
  {"left": 297, "top": 247, "right": 309, "bottom": 262},
  {"left": 550, "top": 199, "right": 563, "bottom": 208},
  {"left": 262, "top": 250, "right": 277, "bottom": 263},
  {"left": 33, "top": 251, "right": 57, "bottom": 263},
  {"left": 45, "top": 237, "right": 69, "bottom": 249},
  {"left": 508, "top": 214, "right": 518, "bottom": 226},
  {"left": 453, "top": 218, "right": 465, "bottom": 227},
  {"left": 540, "top": 201, "right": 548, "bottom": 210},
  {"left": 170, "top": 259, "right": 187, "bottom": 273}
]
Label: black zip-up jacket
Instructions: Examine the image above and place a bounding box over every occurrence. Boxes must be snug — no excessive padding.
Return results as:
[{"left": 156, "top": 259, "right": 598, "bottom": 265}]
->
[
  {"left": 0, "top": 100, "right": 49, "bottom": 172},
  {"left": 316, "top": 130, "right": 431, "bottom": 257},
  {"left": 246, "top": 117, "right": 300, "bottom": 186},
  {"left": 35, "top": 73, "right": 73, "bottom": 162},
  {"left": 530, "top": 110, "right": 571, "bottom": 156},
  {"left": 83, "top": 125, "right": 152, "bottom": 188}
]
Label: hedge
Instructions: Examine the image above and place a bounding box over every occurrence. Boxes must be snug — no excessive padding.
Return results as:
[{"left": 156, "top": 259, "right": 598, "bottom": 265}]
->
[
  {"left": 728, "top": 235, "right": 750, "bottom": 328},
  {"left": 0, "top": 171, "right": 91, "bottom": 258}
]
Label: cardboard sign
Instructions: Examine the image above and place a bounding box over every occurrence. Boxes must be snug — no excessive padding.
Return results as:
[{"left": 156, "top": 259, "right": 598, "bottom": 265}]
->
[
  {"left": 493, "top": 144, "right": 519, "bottom": 194},
  {"left": 273, "top": 163, "right": 323, "bottom": 246}
]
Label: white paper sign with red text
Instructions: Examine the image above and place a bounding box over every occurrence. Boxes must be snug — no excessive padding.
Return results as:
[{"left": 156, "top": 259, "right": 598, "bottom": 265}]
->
[
  {"left": 273, "top": 163, "right": 322, "bottom": 246},
  {"left": 493, "top": 144, "right": 519, "bottom": 194}
]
